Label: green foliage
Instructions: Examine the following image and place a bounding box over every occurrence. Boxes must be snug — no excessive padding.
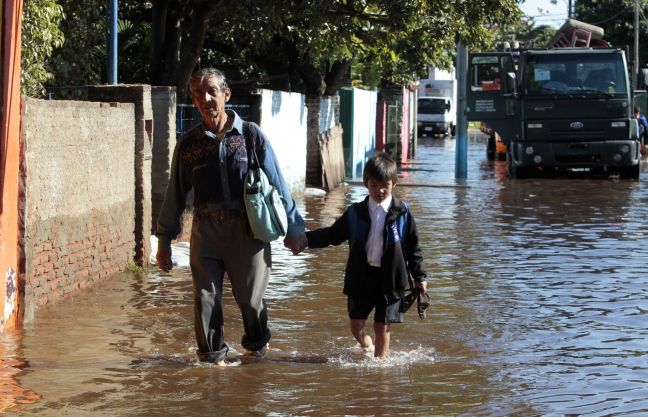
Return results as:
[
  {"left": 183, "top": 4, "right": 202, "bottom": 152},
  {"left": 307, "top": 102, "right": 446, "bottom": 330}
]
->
[
  {"left": 194, "top": 0, "right": 521, "bottom": 93},
  {"left": 575, "top": 0, "right": 647, "bottom": 68},
  {"left": 118, "top": 18, "right": 152, "bottom": 84},
  {"left": 47, "top": 0, "right": 107, "bottom": 96},
  {"left": 47, "top": 0, "right": 523, "bottom": 96},
  {"left": 493, "top": 17, "right": 557, "bottom": 49},
  {"left": 20, "top": 0, "right": 65, "bottom": 97}
]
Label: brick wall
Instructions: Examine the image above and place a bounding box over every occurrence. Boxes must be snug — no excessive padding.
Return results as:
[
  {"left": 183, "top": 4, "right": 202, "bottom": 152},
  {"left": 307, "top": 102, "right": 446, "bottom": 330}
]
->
[{"left": 20, "top": 98, "right": 136, "bottom": 319}]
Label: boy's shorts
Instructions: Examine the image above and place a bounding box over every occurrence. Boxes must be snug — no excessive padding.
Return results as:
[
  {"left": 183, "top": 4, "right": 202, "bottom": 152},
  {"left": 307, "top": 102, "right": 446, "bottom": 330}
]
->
[{"left": 348, "top": 294, "right": 403, "bottom": 324}]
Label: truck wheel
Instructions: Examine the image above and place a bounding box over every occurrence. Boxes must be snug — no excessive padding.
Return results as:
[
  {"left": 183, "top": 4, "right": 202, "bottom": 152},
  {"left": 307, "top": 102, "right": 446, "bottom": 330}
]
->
[
  {"left": 487, "top": 134, "right": 496, "bottom": 160},
  {"left": 506, "top": 151, "right": 515, "bottom": 177},
  {"left": 506, "top": 150, "right": 527, "bottom": 178},
  {"left": 620, "top": 163, "right": 640, "bottom": 180}
]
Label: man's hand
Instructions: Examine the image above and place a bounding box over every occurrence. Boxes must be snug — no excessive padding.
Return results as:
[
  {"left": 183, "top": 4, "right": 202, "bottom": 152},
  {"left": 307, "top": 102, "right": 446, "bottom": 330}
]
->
[
  {"left": 283, "top": 233, "right": 308, "bottom": 255},
  {"left": 156, "top": 247, "right": 173, "bottom": 272},
  {"left": 416, "top": 281, "right": 428, "bottom": 293}
]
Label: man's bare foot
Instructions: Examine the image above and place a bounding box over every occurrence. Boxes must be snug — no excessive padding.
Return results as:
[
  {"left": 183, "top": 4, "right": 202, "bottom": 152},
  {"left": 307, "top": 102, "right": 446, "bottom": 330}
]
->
[
  {"left": 215, "top": 360, "right": 227, "bottom": 367},
  {"left": 243, "top": 343, "right": 269, "bottom": 358}
]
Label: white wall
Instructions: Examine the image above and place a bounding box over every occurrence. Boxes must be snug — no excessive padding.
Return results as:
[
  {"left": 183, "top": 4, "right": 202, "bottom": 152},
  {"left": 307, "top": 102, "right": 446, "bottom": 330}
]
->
[
  {"left": 258, "top": 89, "right": 308, "bottom": 195},
  {"left": 349, "top": 88, "right": 377, "bottom": 179}
]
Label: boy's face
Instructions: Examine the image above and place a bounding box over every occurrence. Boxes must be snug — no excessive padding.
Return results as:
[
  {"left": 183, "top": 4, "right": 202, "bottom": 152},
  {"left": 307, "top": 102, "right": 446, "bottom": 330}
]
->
[{"left": 367, "top": 178, "right": 395, "bottom": 204}]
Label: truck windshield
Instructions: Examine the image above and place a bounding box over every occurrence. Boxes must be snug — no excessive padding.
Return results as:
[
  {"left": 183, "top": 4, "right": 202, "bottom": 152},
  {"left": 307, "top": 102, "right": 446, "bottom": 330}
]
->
[
  {"left": 418, "top": 98, "right": 447, "bottom": 114},
  {"left": 524, "top": 53, "right": 627, "bottom": 96}
]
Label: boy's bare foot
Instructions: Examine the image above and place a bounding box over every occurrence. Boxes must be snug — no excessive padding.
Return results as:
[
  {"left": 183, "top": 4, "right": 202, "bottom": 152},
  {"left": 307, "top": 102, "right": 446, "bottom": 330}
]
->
[
  {"left": 359, "top": 331, "right": 373, "bottom": 352},
  {"left": 215, "top": 360, "right": 227, "bottom": 367}
]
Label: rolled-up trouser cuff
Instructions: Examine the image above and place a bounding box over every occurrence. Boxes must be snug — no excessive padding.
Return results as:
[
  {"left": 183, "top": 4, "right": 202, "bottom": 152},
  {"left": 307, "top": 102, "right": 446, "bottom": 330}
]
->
[
  {"left": 241, "top": 329, "right": 271, "bottom": 351},
  {"left": 196, "top": 345, "right": 229, "bottom": 363}
]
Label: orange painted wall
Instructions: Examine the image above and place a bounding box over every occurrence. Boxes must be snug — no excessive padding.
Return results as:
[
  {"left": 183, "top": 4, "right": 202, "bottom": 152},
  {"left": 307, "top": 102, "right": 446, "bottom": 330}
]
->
[{"left": 1, "top": 0, "right": 24, "bottom": 330}]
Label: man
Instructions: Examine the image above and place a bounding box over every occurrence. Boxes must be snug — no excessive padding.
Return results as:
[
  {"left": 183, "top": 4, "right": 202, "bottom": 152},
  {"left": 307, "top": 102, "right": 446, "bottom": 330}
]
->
[
  {"left": 156, "top": 67, "right": 307, "bottom": 365},
  {"left": 634, "top": 106, "right": 648, "bottom": 154}
]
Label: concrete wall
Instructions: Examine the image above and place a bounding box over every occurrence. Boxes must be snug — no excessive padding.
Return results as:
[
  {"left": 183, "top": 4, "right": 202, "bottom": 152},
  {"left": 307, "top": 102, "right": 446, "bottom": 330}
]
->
[
  {"left": 258, "top": 89, "right": 307, "bottom": 195},
  {"left": 151, "top": 87, "right": 176, "bottom": 234},
  {"left": 88, "top": 85, "right": 153, "bottom": 264},
  {"left": 20, "top": 98, "right": 136, "bottom": 319}
]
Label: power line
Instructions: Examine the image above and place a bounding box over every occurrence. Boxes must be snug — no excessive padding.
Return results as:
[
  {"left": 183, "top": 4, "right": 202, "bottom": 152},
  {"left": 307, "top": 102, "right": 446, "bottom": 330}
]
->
[{"left": 588, "top": 6, "right": 632, "bottom": 25}]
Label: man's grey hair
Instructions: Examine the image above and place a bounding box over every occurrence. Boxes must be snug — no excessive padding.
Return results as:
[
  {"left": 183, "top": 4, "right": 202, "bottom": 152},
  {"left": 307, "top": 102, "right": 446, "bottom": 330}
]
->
[{"left": 189, "top": 68, "right": 229, "bottom": 92}]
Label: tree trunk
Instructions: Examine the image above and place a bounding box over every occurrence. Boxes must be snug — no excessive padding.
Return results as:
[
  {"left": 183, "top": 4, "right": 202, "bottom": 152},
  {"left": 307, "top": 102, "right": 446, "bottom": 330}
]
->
[
  {"left": 324, "top": 60, "right": 351, "bottom": 96},
  {"left": 149, "top": 0, "right": 169, "bottom": 85},
  {"left": 173, "top": 1, "right": 224, "bottom": 99}
]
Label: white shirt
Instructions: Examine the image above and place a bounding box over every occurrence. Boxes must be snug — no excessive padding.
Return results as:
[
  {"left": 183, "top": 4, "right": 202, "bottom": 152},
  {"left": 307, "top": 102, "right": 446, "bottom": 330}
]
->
[{"left": 366, "top": 196, "right": 392, "bottom": 267}]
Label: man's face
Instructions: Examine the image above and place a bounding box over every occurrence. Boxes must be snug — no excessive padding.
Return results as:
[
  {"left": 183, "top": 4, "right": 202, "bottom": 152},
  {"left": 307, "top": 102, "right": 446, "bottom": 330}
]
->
[
  {"left": 189, "top": 76, "right": 231, "bottom": 124},
  {"left": 366, "top": 178, "right": 395, "bottom": 204}
]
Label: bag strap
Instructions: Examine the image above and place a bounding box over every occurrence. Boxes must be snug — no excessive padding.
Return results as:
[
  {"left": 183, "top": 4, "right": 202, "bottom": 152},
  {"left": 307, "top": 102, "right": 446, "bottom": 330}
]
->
[
  {"left": 395, "top": 211, "right": 416, "bottom": 293},
  {"left": 243, "top": 121, "right": 260, "bottom": 170}
]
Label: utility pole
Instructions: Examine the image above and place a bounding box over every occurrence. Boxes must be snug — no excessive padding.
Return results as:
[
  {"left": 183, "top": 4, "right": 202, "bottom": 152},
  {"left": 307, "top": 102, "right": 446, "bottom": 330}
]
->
[
  {"left": 568, "top": 0, "right": 572, "bottom": 18},
  {"left": 107, "top": 0, "right": 118, "bottom": 84},
  {"left": 634, "top": 0, "right": 640, "bottom": 91},
  {"left": 455, "top": 42, "right": 468, "bottom": 179}
]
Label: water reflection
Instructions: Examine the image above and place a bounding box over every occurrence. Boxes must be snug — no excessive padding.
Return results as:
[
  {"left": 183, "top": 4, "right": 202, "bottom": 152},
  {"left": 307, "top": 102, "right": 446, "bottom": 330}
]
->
[
  {"left": 0, "top": 332, "right": 41, "bottom": 414},
  {"left": 2, "top": 133, "right": 648, "bottom": 416}
]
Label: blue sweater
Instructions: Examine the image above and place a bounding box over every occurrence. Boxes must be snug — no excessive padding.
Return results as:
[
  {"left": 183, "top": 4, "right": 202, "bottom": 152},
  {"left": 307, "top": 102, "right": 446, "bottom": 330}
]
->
[{"left": 156, "top": 111, "right": 304, "bottom": 248}]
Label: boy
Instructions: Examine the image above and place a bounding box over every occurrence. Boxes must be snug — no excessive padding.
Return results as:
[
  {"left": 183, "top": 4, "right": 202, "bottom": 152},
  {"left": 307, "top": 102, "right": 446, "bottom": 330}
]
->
[{"left": 302, "top": 152, "right": 427, "bottom": 358}]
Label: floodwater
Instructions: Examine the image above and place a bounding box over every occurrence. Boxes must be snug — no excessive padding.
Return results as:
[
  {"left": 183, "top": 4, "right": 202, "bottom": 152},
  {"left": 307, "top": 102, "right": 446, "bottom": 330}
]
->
[{"left": 2, "top": 132, "right": 648, "bottom": 416}]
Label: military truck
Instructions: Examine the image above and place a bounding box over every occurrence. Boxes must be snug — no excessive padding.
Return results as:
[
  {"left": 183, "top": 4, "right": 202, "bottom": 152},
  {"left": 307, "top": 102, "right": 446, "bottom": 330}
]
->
[{"left": 466, "top": 22, "right": 641, "bottom": 179}]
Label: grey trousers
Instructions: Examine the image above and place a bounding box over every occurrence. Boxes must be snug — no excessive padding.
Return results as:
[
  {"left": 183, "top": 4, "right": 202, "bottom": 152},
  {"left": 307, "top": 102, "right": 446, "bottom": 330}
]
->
[{"left": 190, "top": 213, "right": 272, "bottom": 363}]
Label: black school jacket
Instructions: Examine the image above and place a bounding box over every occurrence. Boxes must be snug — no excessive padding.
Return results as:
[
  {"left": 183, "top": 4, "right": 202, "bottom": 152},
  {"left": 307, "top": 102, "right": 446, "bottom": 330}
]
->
[{"left": 306, "top": 196, "right": 426, "bottom": 303}]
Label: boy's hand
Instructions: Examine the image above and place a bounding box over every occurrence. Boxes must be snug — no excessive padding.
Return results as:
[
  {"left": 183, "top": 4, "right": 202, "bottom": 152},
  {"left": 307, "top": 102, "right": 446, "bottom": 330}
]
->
[{"left": 416, "top": 281, "right": 428, "bottom": 293}]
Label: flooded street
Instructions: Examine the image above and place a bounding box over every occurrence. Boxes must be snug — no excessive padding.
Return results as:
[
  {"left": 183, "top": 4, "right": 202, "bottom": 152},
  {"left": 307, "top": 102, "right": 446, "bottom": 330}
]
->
[{"left": 2, "top": 131, "right": 648, "bottom": 416}]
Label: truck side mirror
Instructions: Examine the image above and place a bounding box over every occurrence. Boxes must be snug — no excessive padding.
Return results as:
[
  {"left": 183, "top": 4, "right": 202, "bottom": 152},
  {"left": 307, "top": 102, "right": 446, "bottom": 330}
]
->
[{"left": 505, "top": 72, "right": 517, "bottom": 94}]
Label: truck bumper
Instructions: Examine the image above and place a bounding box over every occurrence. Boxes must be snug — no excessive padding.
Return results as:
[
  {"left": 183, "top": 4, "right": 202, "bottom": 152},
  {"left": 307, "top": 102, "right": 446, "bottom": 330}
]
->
[
  {"left": 511, "top": 140, "right": 641, "bottom": 170},
  {"left": 418, "top": 122, "right": 451, "bottom": 135}
]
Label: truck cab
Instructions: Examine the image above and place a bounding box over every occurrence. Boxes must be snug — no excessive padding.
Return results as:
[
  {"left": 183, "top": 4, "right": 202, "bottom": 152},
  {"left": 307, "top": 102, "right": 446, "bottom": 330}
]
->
[
  {"left": 467, "top": 48, "right": 641, "bottom": 179},
  {"left": 417, "top": 96, "right": 454, "bottom": 136}
]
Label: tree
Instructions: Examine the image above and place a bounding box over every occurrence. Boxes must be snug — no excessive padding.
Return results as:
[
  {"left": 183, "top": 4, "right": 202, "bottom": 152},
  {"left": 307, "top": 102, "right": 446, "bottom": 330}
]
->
[
  {"left": 47, "top": 0, "right": 106, "bottom": 97},
  {"left": 20, "top": 0, "right": 65, "bottom": 97},
  {"left": 493, "top": 16, "right": 556, "bottom": 49},
  {"left": 574, "top": 0, "right": 647, "bottom": 70},
  {"left": 144, "top": 0, "right": 520, "bottom": 98},
  {"left": 48, "top": 1, "right": 520, "bottom": 98}
]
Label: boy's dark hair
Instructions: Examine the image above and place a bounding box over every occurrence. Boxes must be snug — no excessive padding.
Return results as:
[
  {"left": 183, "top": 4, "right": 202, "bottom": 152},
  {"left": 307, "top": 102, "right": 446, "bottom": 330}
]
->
[
  {"left": 363, "top": 152, "right": 398, "bottom": 185},
  {"left": 634, "top": 105, "right": 641, "bottom": 114}
]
